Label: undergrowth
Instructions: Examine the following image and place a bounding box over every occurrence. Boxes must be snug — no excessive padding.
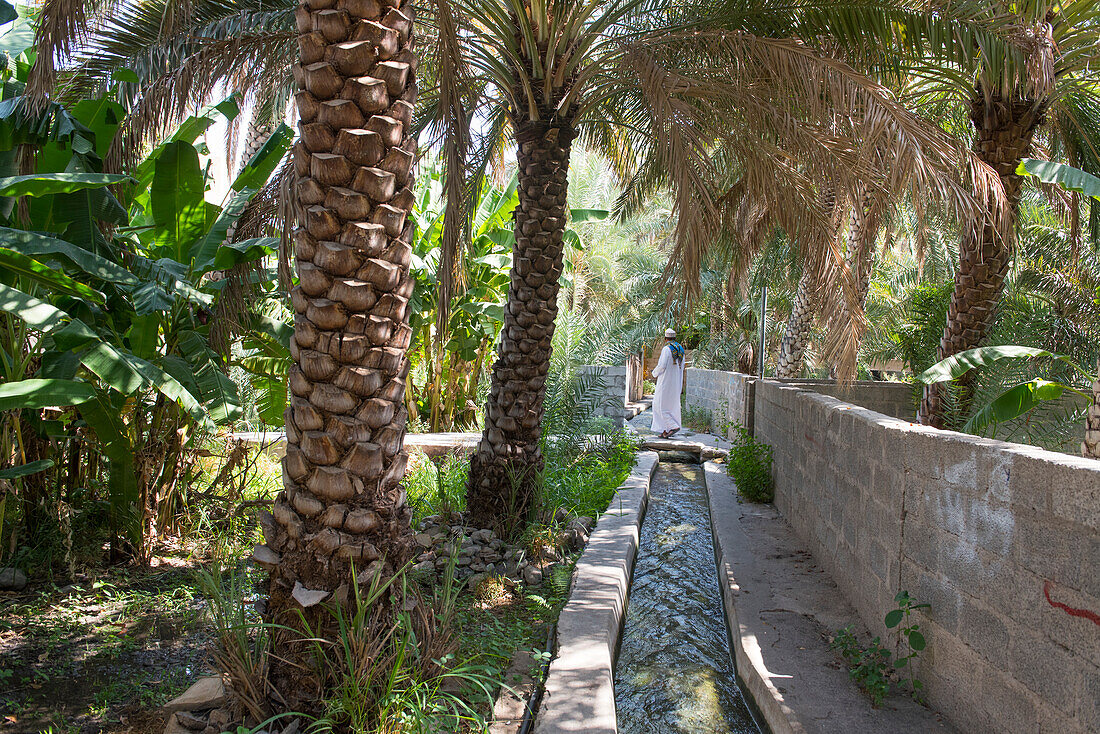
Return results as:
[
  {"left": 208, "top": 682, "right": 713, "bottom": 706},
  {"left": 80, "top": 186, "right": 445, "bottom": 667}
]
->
[{"left": 725, "top": 427, "right": 774, "bottom": 502}]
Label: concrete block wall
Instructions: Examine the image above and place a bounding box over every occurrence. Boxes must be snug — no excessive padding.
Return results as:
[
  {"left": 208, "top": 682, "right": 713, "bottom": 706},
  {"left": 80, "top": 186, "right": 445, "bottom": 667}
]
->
[
  {"left": 578, "top": 365, "right": 628, "bottom": 425},
  {"left": 780, "top": 378, "right": 917, "bottom": 420},
  {"left": 753, "top": 380, "right": 1100, "bottom": 734},
  {"left": 683, "top": 368, "right": 754, "bottom": 437}
]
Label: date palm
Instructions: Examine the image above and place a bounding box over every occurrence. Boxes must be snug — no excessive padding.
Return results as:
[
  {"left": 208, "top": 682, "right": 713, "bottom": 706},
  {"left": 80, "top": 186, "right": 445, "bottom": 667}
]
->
[
  {"left": 917, "top": 1, "right": 1100, "bottom": 426},
  {"left": 426, "top": 0, "right": 1009, "bottom": 532}
]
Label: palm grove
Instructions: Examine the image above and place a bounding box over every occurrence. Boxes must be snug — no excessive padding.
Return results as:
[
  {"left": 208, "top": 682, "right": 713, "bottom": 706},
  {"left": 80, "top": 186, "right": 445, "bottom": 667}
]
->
[{"left": 1, "top": 0, "right": 1098, "bottom": 727}]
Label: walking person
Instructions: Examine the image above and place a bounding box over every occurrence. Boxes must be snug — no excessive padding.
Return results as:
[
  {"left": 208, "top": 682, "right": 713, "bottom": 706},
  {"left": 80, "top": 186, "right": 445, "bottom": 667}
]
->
[{"left": 651, "top": 328, "right": 686, "bottom": 438}]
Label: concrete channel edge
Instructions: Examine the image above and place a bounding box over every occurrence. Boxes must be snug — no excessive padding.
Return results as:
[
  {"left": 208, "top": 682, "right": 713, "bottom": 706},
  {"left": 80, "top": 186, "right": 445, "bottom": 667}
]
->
[
  {"left": 531, "top": 450, "right": 659, "bottom": 734},
  {"left": 704, "top": 460, "right": 804, "bottom": 734}
]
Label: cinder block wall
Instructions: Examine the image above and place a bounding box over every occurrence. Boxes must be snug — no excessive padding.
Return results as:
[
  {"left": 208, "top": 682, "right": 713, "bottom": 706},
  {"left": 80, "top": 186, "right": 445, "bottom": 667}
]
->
[
  {"left": 683, "top": 368, "right": 754, "bottom": 436},
  {"left": 683, "top": 370, "right": 916, "bottom": 437},
  {"left": 577, "top": 365, "right": 628, "bottom": 424},
  {"left": 754, "top": 380, "right": 1100, "bottom": 734}
]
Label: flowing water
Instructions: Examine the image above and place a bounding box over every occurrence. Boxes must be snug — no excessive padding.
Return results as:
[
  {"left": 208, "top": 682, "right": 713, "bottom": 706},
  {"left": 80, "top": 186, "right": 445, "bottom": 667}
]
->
[{"left": 615, "top": 461, "right": 761, "bottom": 734}]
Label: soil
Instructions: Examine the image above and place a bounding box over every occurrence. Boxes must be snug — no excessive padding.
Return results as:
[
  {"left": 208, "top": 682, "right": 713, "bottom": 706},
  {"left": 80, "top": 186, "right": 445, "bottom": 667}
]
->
[{"left": 0, "top": 562, "right": 222, "bottom": 734}]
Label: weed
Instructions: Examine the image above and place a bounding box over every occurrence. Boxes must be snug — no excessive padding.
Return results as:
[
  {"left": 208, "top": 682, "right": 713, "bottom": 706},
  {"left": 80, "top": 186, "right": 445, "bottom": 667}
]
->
[
  {"left": 886, "top": 590, "right": 930, "bottom": 699},
  {"left": 682, "top": 404, "right": 713, "bottom": 432},
  {"left": 830, "top": 626, "right": 892, "bottom": 707},
  {"left": 725, "top": 427, "right": 774, "bottom": 502}
]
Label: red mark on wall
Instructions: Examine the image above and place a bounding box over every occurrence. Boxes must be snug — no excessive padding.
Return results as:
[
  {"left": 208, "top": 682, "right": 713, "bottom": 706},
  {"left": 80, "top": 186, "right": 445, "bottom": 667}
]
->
[{"left": 1044, "top": 581, "right": 1100, "bottom": 627}]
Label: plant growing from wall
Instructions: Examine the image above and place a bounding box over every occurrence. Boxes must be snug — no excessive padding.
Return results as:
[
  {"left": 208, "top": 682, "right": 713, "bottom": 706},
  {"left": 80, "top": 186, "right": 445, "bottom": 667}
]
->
[
  {"left": 886, "top": 590, "right": 930, "bottom": 699},
  {"left": 726, "top": 427, "right": 774, "bottom": 503},
  {"left": 830, "top": 626, "right": 892, "bottom": 708}
]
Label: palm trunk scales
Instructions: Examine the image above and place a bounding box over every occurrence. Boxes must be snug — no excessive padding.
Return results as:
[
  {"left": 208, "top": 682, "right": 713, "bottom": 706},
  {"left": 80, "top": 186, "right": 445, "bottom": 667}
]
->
[
  {"left": 467, "top": 120, "right": 576, "bottom": 534},
  {"left": 1085, "top": 359, "right": 1100, "bottom": 460},
  {"left": 919, "top": 93, "right": 1044, "bottom": 427},
  {"left": 260, "top": 0, "right": 418, "bottom": 706}
]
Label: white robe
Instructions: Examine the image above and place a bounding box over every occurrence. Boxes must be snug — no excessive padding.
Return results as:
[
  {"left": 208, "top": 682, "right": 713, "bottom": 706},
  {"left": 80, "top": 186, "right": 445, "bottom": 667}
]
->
[{"left": 651, "top": 343, "right": 683, "bottom": 434}]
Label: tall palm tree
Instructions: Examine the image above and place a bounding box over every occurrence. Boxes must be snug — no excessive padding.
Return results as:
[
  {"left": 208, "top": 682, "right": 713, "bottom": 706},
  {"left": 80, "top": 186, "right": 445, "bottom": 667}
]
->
[
  {"left": 426, "top": 1, "right": 1005, "bottom": 532},
  {"left": 918, "top": 1, "right": 1100, "bottom": 426},
  {"left": 257, "top": 0, "right": 419, "bottom": 709}
]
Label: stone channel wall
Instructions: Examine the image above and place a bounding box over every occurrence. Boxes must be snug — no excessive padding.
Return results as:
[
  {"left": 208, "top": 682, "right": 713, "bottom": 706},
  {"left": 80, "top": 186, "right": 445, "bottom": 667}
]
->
[
  {"left": 752, "top": 380, "right": 1100, "bottom": 734},
  {"left": 682, "top": 369, "right": 915, "bottom": 438}
]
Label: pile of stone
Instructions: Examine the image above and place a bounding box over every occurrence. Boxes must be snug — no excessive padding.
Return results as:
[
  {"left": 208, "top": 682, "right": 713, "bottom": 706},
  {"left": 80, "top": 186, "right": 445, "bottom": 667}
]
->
[{"left": 410, "top": 509, "right": 595, "bottom": 590}]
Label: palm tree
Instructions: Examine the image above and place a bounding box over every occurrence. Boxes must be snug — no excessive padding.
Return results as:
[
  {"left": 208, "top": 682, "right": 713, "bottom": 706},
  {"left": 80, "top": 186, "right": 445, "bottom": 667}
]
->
[
  {"left": 257, "top": 0, "right": 419, "bottom": 709},
  {"left": 424, "top": 1, "right": 1005, "bottom": 532},
  {"left": 918, "top": 2, "right": 1100, "bottom": 426}
]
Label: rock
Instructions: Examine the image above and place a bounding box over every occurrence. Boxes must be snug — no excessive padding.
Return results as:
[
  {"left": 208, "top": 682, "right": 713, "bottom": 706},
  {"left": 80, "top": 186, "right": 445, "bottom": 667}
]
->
[
  {"left": 469, "top": 572, "right": 488, "bottom": 587},
  {"left": 207, "top": 709, "right": 230, "bottom": 728},
  {"left": 0, "top": 567, "right": 27, "bottom": 590},
  {"left": 164, "top": 719, "right": 192, "bottom": 734},
  {"left": 489, "top": 539, "right": 503, "bottom": 550},
  {"left": 570, "top": 516, "right": 595, "bottom": 533},
  {"left": 565, "top": 527, "right": 589, "bottom": 551},
  {"left": 412, "top": 561, "right": 434, "bottom": 572},
  {"left": 175, "top": 711, "right": 207, "bottom": 731},
  {"left": 523, "top": 566, "right": 543, "bottom": 585},
  {"left": 163, "top": 676, "right": 226, "bottom": 713},
  {"left": 458, "top": 545, "right": 476, "bottom": 557},
  {"left": 553, "top": 507, "right": 571, "bottom": 524},
  {"left": 455, "top": 556, "right": 471, "bottom": 567},
  {"left": 414, "top": 533, "right": 433, "bottom": 548}
]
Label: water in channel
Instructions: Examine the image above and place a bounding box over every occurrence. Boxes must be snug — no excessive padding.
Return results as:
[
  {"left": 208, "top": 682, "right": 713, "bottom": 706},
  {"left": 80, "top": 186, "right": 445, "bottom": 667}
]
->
[{"left": 615, "top": 461, "right": 760, "bottom": 734}]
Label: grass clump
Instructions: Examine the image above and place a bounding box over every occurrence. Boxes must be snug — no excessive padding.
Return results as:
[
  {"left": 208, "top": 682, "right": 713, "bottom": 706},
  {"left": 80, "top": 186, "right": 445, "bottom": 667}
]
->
[{"left": 726, "top": 427, "right": 774, "bottom": 502}]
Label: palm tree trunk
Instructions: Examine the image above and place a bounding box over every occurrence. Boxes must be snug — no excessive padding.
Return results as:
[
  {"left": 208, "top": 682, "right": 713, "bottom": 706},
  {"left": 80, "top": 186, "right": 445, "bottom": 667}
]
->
[
  {"left": 1085, "top": 359, "right": 1100, "bottom": 460},
  {"left": 467, "top": 119, "right": 576, "bottom": 534},
  {"left": 919, "top": 92, "right": 1045, "bottom": 427},
  {"left": 776, "top": 269, "right": 814, "bottom": 378},
  {"left": 262, "top": 0, "right": 417, "bottom": 709}
]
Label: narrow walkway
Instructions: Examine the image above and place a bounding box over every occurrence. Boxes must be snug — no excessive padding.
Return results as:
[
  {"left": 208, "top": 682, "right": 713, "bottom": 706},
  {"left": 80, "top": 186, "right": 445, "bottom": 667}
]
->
[
  {"left": 705, "top": 464, "right": 956, "bottom": 733},
  {"left": 615, "top": 461, "right": 760, "bottom": 733}
]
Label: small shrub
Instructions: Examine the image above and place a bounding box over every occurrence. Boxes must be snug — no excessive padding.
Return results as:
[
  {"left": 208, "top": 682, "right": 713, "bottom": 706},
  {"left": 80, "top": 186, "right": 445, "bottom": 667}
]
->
[
  {"left": 726, "top": 427, "right": 774, "bottom": 502},
  {"left": 830, "top": 626, "right": 891, "bottom": 708},
  {"left": 886, "top": 590, "right": 930, "bottom": 699},
  {"left": 682, "top": 405, "right": 713, "bottom": 432}
]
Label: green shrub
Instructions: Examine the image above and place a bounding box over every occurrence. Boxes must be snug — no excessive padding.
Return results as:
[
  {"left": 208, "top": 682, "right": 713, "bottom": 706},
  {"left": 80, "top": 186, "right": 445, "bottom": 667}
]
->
[
  {"left": 726, "top": 427, "right": 774, "bottom": 502},
  {"left": 682, "top": 404, "right": 713, "bottom": 432}
]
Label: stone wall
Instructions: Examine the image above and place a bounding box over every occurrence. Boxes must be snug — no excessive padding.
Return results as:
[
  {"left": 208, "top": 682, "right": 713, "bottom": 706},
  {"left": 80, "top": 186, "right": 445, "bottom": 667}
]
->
[
  {"left": 753, "top": 380, "right": 1100, "bottom": 734},
  {"left": 779, "top": 378, "right": 917, "bottom": 420},
  {"left": 683, "top": 369, "right": 914, "bottom": 438},
  {"left": 683, "top": 368, "right": 754, "bottom": 436},
  {"left": 578, "top": 365, "right": 628, "bottom": 425}
]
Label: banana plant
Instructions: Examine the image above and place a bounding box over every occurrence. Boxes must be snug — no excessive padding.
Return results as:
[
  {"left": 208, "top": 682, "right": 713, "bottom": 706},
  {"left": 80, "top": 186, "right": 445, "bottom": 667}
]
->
[
  {"left": 918, "top": 346, "right": 1093, "bottom": 437},
  {"left": 0, "top": 60, "right": 292, "bottom": 559}
]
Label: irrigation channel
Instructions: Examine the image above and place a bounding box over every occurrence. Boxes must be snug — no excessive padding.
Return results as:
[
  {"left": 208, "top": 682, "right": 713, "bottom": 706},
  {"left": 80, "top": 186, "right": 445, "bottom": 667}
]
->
[{"left": 614, "top": 457, "right": 762, "bottom": 734}]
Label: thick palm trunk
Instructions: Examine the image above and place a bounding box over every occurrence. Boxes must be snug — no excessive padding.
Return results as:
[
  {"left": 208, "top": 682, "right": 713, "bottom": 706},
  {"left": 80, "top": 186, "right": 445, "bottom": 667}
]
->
[
  {"left": 919, "top": 92, "right": 1044, "bottom": 427},
  {"left": 1085, "top": 359, "right": 1100, "bottom": 460},
  {"left": 261, "top": 0, "right": 417, "bottom": 709},
  {"left": 467, "top": 120, "right": 575, "bottom": 534},
  {"left": 776, "top": 269, "right": 814, "bottom": 378}
]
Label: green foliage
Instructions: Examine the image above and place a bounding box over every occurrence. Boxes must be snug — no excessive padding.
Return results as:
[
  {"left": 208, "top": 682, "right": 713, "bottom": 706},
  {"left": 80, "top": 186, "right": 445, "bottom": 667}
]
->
[
  {"left": 830, "top": 590, "right": 930, "bottom": 707},
  {"left": 919, "top": 346, "right": 1092, "bottom": 437},
  {"left": 830, "top": 626, "right": 892, "bottom": 708},
  {"left": 682, "top": 404, "right": 713, "bottom": 432},
  {"left": 886, "top": 590, "right": 930, "bottom": 699},
  {"left": 725, "top": 427, "right": 774, "bottom": 503},
  {"left": 0, "top": 32, "right": 291, "bottom": 563},
  {"left": 1018, "top": 159, "right": 1100, "bottom": 200}
]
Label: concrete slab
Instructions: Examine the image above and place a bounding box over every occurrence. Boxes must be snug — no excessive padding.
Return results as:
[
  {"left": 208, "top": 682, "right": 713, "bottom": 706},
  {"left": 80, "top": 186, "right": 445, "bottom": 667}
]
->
[
  {"left": 533, "top": 452, "right": 659, "bottom": 734},
  {"left": 703, "top": 462, "right": 957, "bottom": 734}
]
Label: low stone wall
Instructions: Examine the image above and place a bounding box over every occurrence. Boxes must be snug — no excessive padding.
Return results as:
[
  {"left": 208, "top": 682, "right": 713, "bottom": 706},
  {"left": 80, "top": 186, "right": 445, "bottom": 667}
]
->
[
  {"left": 577, "top": 365, "right": 628, "bottom": 424},
  {"left": 683, "top": 369, "right": 916, "bottom": 438},
  {"left": 534, "top": 452, "right": 658, "bottom": 734},
  {"left": 682, "top": 368, "right": 754, "bottom": 435},
  {"left": 753, "top": 380, "right": 1100, "bottom": 734}
]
